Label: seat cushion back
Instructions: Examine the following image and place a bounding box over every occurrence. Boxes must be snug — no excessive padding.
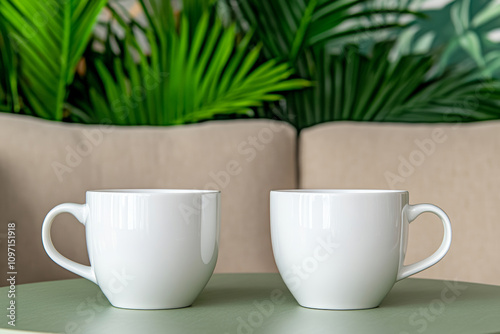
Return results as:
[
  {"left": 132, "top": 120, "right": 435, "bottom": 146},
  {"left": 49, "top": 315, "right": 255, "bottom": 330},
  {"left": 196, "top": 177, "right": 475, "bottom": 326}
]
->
[
  {"left": 300, "top": 121, "right": 500, "bottom": 285},
  {"left": 0, "top": 114, "right": 295, "bottom": 284}
]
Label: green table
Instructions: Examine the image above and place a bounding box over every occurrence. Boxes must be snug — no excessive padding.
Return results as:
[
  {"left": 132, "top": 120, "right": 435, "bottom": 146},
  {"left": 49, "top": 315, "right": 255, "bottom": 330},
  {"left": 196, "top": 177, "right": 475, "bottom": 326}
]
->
[{"left": 1, "top": 274, "right": 499, "bottom": 334}]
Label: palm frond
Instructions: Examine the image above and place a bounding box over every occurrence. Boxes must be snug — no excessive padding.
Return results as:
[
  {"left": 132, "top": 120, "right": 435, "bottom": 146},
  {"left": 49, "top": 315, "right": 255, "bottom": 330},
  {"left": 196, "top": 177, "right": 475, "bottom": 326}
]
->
[
  {"left": 0, "top": 0, "right": 107, "bottom": 120},
  {"left": 69, "top": 0, "right": 309, "bottom": 126}
]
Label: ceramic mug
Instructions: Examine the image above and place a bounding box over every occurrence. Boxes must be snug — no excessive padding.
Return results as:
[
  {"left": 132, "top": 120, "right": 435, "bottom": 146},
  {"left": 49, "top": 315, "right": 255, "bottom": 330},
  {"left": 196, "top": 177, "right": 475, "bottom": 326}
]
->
[
  {"left": 42, "top": 189, "right": 220, "bottom": 309},
  {"left": 270, "top": 189, "right": 452, "bottom": 310}
]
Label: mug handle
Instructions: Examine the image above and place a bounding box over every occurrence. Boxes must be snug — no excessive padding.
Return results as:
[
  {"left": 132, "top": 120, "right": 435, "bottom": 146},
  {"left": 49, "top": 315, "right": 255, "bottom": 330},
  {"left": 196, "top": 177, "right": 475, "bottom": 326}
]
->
[
  {"left": 397, "top": 204, "right": 452, "bottom": 281},
  {"left": 41, "top": 203, "right": 97, "bottom": 284}
]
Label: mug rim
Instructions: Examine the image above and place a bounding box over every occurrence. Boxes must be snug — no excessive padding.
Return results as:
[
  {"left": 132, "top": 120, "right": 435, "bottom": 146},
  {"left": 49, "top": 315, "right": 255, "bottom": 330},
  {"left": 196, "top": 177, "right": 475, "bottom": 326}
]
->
[
  {"left": 271, "top": 189, "right": 408, "bottom": 194},
  {"left": 87, "top": 189, "right": 220, "bottom": 195}
]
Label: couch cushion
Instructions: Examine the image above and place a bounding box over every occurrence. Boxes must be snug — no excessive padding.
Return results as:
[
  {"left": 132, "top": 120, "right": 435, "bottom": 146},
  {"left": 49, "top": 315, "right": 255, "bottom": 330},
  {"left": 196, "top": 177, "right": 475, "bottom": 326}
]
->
[
  {"left": 299, "top": 121, "right": 500, "bottom": 285},
  {"left": 0, "top": 113, "right": 295, "bottom": 284}
]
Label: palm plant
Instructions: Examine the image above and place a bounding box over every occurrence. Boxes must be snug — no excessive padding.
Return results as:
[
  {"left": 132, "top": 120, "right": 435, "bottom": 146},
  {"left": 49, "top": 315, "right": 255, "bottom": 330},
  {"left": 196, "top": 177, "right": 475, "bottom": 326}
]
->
[
  {"left": 232, "top": 0, "right": 419, "bottom": 77},
  {"left": 232, "top": 0, "right": 500, "bottom": 130},
  {"left": 2, "top": 0, "right": 500, "bottom": 129},
  {"left": 0, "top": 0, "right": 108, "bottom": 120},
  {"left": 288, "top": 41, "right": 500, "bottom": 128},
  {"left": 68, "top": 0, "right": 309, "bottom": 125}
]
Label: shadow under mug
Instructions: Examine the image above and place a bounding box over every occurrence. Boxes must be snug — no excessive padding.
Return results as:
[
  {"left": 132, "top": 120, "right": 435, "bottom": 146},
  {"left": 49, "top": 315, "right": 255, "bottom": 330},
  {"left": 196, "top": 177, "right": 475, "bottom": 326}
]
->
[
  {"left": 41, "top": 189, "right": 220, "bottom": 310},
  {"left": 270, "top": 189, "right": 452, "bottom": 310}
]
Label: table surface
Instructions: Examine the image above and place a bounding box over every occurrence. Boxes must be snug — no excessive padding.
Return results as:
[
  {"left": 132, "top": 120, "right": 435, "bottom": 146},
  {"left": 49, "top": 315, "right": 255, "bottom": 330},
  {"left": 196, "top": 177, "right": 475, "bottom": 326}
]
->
[{"left": 1, "top": 274, "right": 499, "bottom": 334}]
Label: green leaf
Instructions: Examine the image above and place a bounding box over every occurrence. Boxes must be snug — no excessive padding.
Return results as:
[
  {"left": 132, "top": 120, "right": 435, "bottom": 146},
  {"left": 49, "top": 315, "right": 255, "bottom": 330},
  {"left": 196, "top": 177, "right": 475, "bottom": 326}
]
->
[
  {"left": 290, "top": 0, "right": 317, "bottom": 62},
  {"left": 0, "top": 0, "right": 107, "bottom": 120},
  {"left": 458, "top": 31, "right": 485, "bottom": 67},
  {"left": 472, "top": 1, "right": 500, "bottom": 28},
  {"left": 450, "top": 0, "right": 470, "bottom": 35}
]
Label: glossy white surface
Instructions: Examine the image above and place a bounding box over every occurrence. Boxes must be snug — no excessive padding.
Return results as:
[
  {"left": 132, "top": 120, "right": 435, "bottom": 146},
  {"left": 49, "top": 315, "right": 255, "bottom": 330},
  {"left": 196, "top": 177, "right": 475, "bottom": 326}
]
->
[
  {"left": 270, "top": 189, "right": 452, "bottom": 310},
  {"left": 42, "top": 189, "right": 220, "bottom": 309}
]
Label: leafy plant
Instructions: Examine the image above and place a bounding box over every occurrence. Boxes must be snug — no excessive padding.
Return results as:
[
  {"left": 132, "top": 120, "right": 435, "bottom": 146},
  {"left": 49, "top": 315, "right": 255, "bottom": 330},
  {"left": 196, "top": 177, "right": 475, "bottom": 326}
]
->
[
  {"left": 69, "top": 0, "right": 309, "bottom": 125},
  {"left": 393, "top": 0, "right": 500, "bottom": 78},
  {"left": 0, "top": 0, "right": 108, "bottom": 120},
  {"left": 2, "top": 0, "right": 500, "bottom": 129},
  {"left": 286, "top": 41, "right": 500, "bottom": 129},
  {"left": 232, "top": 0, "right": 500, "bottom": 130}
]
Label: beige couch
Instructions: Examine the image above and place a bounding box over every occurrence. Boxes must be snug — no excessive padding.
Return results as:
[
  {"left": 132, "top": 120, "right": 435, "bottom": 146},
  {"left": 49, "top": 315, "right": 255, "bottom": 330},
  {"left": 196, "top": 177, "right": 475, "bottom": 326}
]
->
[{"left": 1, "top": 113, "right": 499, "bottom": 286}]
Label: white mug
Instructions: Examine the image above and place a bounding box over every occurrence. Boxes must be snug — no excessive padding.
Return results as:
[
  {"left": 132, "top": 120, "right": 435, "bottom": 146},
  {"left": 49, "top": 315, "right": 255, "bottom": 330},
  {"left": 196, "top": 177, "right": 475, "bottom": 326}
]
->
[
  {"left": 270, "top": 189, "right": 452, "bottom": 310},
  {"left": 42, "top": 189, "right": 220, "bottom": 309}
]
